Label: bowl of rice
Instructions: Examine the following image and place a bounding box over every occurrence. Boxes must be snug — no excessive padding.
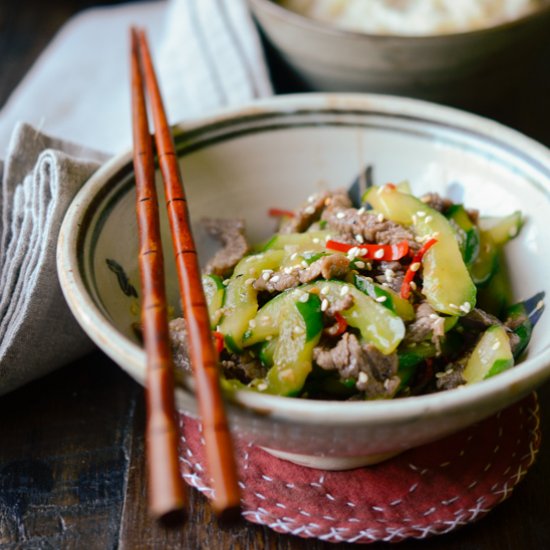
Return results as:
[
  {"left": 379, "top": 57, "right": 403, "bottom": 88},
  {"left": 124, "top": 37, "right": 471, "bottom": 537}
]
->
[{"left": 249, "top": 0, "right": 550, "bottom": 105}]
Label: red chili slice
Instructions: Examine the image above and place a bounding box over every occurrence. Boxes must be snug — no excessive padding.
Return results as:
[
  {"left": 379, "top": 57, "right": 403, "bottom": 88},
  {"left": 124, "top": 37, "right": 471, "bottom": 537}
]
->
[
  {"left": 326, "top": 239, "right": 409, "bottom": 261},
  {"left": 400, "top": 238, "right": 438, "bottom": 300},
  {"left": 332, "top": 312, "right": 348, "bottom": 336},
  {"left": 268, "top": 208, "right": 295, "bottom": 218},
  {"left": 212, "top": 331, "right": 224, "bottom": 354}
]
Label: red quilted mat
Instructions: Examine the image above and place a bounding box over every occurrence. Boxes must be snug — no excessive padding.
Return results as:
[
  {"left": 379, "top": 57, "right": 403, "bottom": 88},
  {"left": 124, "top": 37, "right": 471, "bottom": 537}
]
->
[{"left": 177, "top": 393, "right": 540, "bottom": 543}]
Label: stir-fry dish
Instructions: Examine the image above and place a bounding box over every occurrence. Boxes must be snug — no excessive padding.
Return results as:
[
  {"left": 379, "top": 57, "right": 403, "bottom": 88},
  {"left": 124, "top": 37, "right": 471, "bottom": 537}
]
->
[{"left": 169, "top": 181, "right": 544, "bottom": 400}]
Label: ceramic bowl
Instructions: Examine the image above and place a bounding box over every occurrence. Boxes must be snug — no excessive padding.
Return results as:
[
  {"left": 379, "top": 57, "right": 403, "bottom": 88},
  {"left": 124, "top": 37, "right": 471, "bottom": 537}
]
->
[
  {"left": 249, "top": 0, "right": 550, "bottom": 106},
  {"left": 58, "top": 94, "right": 550, "bottom": 470}
]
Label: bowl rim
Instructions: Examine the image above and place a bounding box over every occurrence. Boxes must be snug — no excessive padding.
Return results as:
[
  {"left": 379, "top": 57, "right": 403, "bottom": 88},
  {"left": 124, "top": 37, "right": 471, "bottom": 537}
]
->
[
  {"left": 249, "top": 0, "right": 550, "bottom": 41},
  {"left": 57, "top": 92, "right": 550, "bottom": 425}
]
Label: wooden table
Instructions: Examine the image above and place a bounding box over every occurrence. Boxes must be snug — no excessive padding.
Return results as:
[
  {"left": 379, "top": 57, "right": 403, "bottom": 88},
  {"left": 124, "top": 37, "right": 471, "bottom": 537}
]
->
[{"left": 1, "top": 1, "right": 549, "bottom": 548}]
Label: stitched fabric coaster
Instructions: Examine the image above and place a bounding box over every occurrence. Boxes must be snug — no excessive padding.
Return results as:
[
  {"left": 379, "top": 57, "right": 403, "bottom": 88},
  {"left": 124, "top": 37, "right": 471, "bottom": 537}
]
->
[{"left": 177, "top": 393, "right": 540, "bottom": 543}]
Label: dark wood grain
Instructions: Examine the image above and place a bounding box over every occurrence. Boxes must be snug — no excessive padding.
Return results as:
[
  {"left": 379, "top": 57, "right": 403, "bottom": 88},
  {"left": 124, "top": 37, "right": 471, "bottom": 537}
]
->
[
  {"left": 0, "top": 353, "right": 139, "bottom": 549},
  {"left": 0, "top": 1, "right": 549, "bottom": 549}
]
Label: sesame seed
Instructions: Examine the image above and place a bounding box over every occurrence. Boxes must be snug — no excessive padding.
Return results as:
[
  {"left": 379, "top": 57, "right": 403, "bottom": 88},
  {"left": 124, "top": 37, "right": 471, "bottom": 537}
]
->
[
  {"left": 312, "top": 238, "right": 320, "bottom": 244},
  {"left": 293, "top": 326, "right": 304, "bottom": 335},
  {"left": 261, "top": 315, "right": 271, "bottom": 324},
  {"left": 492, "top": 341, "right": 501, "bottom": 350},
  {"left": 262, "top": 272, "right": 271, "bottom": 281},
  {"left": 340, "top": 285, "right": 350, "bottom": 296},
  {"left": 223, "top": 279, "right": 230, "bottom": 286},
  {"left": 301, "top": 261, "right": 309, "bottom": 268},
  {"left": 384, "top": 268, "right": 394, "bottom": 280},
  {"left": 377, "top": 213, "right": 384, "bottom": 223},
  {"left": 283, "top": 267, "right": 293, "bottom": 274},
  {"left": 376, "top": 296, "right": 387, "bottom": 303},
  {"left": 245, "top": 278, "right": 255, "bottom": 285},
  {"left": 536, "top": 300, "right": 544, "bottom": 311},
  {"left": 304, "top": 205, "right": 315, "bottom": 215},
  {"left": 355, "top": 234, "right": 364, "bottom": 243},
  {"left": 257, "top": 382, "right": 268, "bottom": 391},
  {"left": 336, "top": 211, "right": 346, "bottom": 219},
  {"left": 449, "top": 303, "right": 459, "bottom": 310},
  {"left": 410, "top": 262, "right": 421, "bottom": 272},
  {"left": 459, "top": 302, "right": 472, "bottom": 313},
  {"left": 410, "top": 281, "right": 417, "bottom": 290},
  {"left": 412, "top": 215, "right": 418, "bottom": 224},
  {"left": 383, "top": 379, "right": 393, "bottom": 390},
  {"left": 429, "top": 314, "right": 439, "bottom": 319},
  {"left": 420, "top": 195, "right": 431, "bottom": 203},
  {"left": 357, "top": 207, "right": 365, "bottom": 215},
  {"left": 307, "top": 193, "right": 317, "bottom": 203},
  {"left": 425, "top": 215, "right": 433, "bottom": 223},
  {"left": 355, "top": 261, "right": 365, "bottom": 269},
  {"left": 299, "top": 293, "right": 310, "bottom": 303},
  {"left": 270, "top": 275, "right": 280, "bottom": 283},
  {"left": 374, "top": 249, "right": 385, "bottom": 259},
  {"left": 320, "top": 286, "right": 330, "bottom": 295},
  {"left": 358, "top": 372, "right": 368, "bottom": 384},
  {"left": 321, "top": 299, "right": 329, "bottom": 312},
  {"left": 416, "top": 211, "right": 426, "bottom": 218},
  {"left": 290, "top": 252, "right": 298, "bottom": 260},
  {"left": 249, "top": 319, "right": 257, "bottom": 328}
]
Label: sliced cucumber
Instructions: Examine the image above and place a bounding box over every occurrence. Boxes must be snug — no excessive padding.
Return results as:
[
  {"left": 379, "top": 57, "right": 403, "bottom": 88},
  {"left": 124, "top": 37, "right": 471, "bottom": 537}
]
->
[
  {"left": 315, "top": 281, "right": 405, "bottom": 354},
  {"left": 479, "top": 211, "right": 522, "bottom": 246},
  {"left": 353, "top": 273, "right": 414, "bottom": 321},
  {"left": 471, "top": 212, "right": 522, "bottom": 287},
  {"left": 243, "top": 280, "right": 404, "bottom": 395},
  {"left": 262, "top": 231, "right": 332, "bottom": 252},
  {"left": 218, "top": 250, "right": 285, "bottom": 350},
  {"left": 446, "top": 204, "right": 480, "bottom": 266},
  {"left": 470, "top": 229, "right": 497, "bottom": 286},
  {"left": 245, "top": 291, "right": 323, "bottom": 396},
  {"left": 462, "top": 325, "right": 514, "bottom": 384},
  {"left": 364, "top": 185, "right": 476, "bottom": 316},
  {"left": 476, "top": 251, "right": 513, "bottom": 318},
  {"left": 202, "top": 274, "right": 225, "bottom": 329}
]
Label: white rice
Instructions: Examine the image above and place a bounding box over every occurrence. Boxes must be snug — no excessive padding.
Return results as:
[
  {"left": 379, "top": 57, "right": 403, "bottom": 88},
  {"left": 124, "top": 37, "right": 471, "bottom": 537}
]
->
[{"left": 280, "top": 0, "right": 548, "bottom": 35}]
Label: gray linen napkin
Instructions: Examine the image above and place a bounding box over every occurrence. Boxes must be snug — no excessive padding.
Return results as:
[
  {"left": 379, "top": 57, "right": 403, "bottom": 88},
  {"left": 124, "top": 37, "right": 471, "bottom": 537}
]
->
[{"left": 0, "top": 123, "right": 108, "bottom": 395}]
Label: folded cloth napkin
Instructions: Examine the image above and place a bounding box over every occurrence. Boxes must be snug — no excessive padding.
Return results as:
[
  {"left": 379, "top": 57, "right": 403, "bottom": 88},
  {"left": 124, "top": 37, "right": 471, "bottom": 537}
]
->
[
  {"left": 0, "top": 123, "right": 108, "bottom": 395},
  {"left": 0, "top": 0, "right": 272, "bottom": 394}
]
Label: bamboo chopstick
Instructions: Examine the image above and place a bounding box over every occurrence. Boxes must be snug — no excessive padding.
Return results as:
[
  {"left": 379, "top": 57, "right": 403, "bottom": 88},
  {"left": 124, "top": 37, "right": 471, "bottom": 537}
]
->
[
  {"left": 130, "top": 28, "right": 186, "bottom": 521},
  {"left": 132, "top": 27, "right": 241, "bottom": 518}
]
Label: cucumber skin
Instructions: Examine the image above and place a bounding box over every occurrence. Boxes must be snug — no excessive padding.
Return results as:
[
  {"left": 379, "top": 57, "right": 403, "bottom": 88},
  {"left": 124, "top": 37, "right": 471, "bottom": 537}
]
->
[{"left": 462, "top": 325, "right": 514, "bottom": 384}]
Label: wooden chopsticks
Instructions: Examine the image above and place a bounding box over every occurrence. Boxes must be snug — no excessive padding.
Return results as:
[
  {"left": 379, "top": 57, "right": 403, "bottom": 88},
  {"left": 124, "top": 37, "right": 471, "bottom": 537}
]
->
[{"left": 130, "top": 27, "right": 241, "bottom": 520}]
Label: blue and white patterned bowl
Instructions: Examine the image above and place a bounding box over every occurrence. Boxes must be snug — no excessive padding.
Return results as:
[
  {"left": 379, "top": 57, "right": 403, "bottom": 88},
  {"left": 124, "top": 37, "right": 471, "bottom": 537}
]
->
[{"left": 57, "top": 94, "right": 550, "bottom": 469}]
